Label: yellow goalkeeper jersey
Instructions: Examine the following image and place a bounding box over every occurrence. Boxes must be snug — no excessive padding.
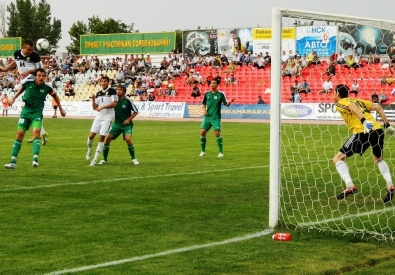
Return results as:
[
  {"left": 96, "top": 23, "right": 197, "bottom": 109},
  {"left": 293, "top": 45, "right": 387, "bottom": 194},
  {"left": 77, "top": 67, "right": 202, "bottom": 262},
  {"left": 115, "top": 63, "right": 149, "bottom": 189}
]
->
[{"left": 335, "top": 97, "right": 381, "bottom": 134}]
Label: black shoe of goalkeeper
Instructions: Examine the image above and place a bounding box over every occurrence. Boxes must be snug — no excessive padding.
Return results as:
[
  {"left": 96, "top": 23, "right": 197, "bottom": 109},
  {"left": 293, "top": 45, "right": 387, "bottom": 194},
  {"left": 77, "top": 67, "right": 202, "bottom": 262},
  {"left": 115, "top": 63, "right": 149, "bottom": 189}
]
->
[
  {"left": 383, "top": 187, "right": 394, "bottom": 204},
  {"left": 337, "top": 187, "right": 357, "bottom": 200}
]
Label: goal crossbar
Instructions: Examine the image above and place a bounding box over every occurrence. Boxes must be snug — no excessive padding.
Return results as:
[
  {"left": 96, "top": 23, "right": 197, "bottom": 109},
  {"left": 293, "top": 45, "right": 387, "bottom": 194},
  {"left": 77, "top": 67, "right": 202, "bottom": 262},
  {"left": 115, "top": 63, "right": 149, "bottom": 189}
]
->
[{"left": 280, "top": 8, "right": 395, "bottom": 30}]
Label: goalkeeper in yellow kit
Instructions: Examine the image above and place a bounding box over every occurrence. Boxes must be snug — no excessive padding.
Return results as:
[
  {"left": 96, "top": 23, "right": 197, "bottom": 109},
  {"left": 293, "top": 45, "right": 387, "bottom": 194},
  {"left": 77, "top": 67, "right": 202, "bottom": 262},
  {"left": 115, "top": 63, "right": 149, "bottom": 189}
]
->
[{"left": 333, "top": 84, "right": 395, "bottom": 203}]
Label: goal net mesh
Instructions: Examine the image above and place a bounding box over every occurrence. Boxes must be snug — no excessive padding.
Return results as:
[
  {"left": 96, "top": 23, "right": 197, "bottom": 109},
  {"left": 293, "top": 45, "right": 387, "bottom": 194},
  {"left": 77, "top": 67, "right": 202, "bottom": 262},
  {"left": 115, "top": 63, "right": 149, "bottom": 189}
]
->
[{"left": 276, "top": 9, "right": 395, "bottom": 242}]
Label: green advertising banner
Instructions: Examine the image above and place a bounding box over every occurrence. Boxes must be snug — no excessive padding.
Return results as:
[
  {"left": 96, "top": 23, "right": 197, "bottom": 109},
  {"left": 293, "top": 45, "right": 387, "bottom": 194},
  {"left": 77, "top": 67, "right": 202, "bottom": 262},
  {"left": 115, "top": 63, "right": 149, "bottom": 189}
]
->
[
  {"left": 80, "top": 32, "right": 175, "bottom": 55},
  {"left": 0, "top": 37, "right": 21, "bottom": 57}
]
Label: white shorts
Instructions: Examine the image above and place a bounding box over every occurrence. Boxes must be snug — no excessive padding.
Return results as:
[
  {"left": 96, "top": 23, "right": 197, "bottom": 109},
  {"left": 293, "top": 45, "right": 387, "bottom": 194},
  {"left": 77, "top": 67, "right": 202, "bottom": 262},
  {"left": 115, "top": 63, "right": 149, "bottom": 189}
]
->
[
  {"left": 90, "top": 119, "right": 112, "bottom": 136},
  {"left": 2, "top": 106, "right": 8, "bottom": 111}
]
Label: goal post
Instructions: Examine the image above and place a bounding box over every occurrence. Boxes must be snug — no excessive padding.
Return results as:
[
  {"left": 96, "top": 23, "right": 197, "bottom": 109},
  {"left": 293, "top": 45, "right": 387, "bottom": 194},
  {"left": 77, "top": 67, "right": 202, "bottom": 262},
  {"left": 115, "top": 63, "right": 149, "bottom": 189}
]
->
[
  {"left": 270, "top": 7, "right": 395, "bottom": 242},
  {"left": 269, "top": 7, "right": 282, "bottom": 228}
]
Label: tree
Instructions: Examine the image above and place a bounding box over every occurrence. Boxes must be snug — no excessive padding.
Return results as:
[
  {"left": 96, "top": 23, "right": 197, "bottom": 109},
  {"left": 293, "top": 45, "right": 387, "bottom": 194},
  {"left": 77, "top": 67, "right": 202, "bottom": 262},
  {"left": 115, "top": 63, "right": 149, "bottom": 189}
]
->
[
  {"left": 68, "top": 16, "right": 136, "bottom": 54},
  {"left": 6, "top": 0, "right": 62, "bottom": 54},
  {"left": 175, "top": 30, "right": 182, "bottom": 53},
  {"left": 0, "top": 3, "right": 7, "bottom": 37}
]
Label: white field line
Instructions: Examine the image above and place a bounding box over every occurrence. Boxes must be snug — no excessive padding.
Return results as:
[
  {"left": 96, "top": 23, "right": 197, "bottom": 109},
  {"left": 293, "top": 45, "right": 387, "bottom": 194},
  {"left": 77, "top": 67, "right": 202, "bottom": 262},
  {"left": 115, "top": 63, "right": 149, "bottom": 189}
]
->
[
  {"left": 1, "top": 165, "right": 267, "bottom": 192},
  {"left": 300, "top": 206, "right": 395, "bottom": 226},
  {"left": 43, "top": 229, "right": 274, "bottom": 275}
]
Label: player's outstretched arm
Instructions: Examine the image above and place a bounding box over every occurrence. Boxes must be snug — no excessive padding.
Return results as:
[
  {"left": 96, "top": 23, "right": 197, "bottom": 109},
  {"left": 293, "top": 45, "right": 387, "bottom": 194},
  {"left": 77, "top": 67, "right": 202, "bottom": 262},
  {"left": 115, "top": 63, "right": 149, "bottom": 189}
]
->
[
  {"left": 349, "top": 102, "right": 366, "bottom": 120},
  {"left": 53, "top": 94, "right": 66, "bottom": 117},
  {"left": 372, "top": 103, "right": 395, "bottom": 136},
  {"left": 96, "top": 100, "right": 117, "bottom": 112},
  {"left": 226, "top": 98, "right": 235, "bottom": 107},
  {"left": 9, "top": 85, "right": 26, "bottom": 106},
  {"left": 349, "top": 102, "right": 373, "bottom": 133},
  {"left": 0, "top": 61, "right": 16, "bottom": 72},
  {"left": 20, "top": 68, "right": 39, "bottom": 79}
]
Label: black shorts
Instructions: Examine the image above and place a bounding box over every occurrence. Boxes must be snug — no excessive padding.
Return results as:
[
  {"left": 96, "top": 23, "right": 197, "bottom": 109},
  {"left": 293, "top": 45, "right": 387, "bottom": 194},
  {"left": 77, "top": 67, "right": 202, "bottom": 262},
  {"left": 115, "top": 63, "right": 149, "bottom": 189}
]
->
[
  {"left": 340, "top": 129, "right": 384, "bottom": 158},
  {"left": 53, "top": 106, "right": 58, "bottom": 110}
]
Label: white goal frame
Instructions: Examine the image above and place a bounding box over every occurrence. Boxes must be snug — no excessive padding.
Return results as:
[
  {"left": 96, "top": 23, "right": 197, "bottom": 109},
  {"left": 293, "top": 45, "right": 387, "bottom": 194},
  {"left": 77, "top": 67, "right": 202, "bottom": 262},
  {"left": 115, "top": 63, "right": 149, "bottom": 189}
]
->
[{"left": 269, "top": 7, "right": 395, "bottom": 228}]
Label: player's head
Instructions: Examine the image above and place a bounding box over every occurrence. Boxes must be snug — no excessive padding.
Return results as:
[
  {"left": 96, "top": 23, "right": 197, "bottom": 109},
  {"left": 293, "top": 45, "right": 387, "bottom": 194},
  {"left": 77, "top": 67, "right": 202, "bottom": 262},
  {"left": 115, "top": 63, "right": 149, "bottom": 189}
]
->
[
  {"left": 116, "top": 85, "right": 126, "bottom": 98},
  {"left": 211, "top": 79, "right": 218, "bottom": 89},
  {"left": 334, "top": 84, "right": 349, "bottom": 102},
  {"left": 100, "top": 76, "right": 110, "bottom": 89},
  {"left": 35, "top": 68, "right": 47, "bottom": 85},
  {"left": 22, "top": 39, "right": 35, "bottom": 56}
]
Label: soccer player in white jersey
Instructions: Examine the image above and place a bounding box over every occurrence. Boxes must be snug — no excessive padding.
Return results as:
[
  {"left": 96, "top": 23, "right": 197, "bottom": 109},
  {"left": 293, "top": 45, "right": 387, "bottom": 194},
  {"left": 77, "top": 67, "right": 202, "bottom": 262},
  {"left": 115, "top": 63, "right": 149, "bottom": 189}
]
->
[
  {"left": 86, "top": 76, "right": 117, "bottom": 166},
  {"left": 0, "top": 39, "right": 49, "bottom": 145}
]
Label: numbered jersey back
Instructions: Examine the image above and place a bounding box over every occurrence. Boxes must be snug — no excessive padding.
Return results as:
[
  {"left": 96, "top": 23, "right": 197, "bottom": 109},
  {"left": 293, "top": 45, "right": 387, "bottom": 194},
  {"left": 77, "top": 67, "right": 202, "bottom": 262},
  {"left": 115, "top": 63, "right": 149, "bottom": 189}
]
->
[{"left": 13, "top": 50, "right": 42, "bottom": 83}]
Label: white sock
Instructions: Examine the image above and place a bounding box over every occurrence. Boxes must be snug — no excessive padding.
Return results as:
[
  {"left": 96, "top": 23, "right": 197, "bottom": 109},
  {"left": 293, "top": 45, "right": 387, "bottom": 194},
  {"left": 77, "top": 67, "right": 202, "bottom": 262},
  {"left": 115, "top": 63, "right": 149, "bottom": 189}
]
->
[
  {"left": 377, "top": 160, "right": 393, "bottom": 189},
  {"left": 40, "top": 126, "right": 46, "bottom": 135},
  {"left": 93, "top": 142, "right": 104, "bottom": 161},
  {"left": 87, "top": 137, "right": 93, "bottom": 150},
  {"left": 335, "top": 161, "right": 354, "bottom": 188}
]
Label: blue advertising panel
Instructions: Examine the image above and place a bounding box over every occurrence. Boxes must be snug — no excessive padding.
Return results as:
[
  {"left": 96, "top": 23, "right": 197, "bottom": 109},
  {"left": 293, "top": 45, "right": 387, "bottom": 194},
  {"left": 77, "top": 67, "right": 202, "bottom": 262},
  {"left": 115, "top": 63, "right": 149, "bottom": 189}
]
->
[
  {"left": 185, "top": 104, "right": 270, "bottom": 119},
  {"left": 296, "top": 26, "right": 338, "bottom": 57}
]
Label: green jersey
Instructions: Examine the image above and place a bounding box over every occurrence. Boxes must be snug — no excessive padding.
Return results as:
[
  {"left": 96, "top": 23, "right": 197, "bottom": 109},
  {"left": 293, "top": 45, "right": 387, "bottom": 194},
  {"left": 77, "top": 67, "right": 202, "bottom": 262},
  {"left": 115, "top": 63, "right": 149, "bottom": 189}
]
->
[
  {"left": 114, "top": 97, "right": 138, "bottom": 125},
  {"left": 202, "top": 90, "right": 229, "bottom": 119},
  {"left": 22, "top": 79, "right": 55, "bottom": 112}
]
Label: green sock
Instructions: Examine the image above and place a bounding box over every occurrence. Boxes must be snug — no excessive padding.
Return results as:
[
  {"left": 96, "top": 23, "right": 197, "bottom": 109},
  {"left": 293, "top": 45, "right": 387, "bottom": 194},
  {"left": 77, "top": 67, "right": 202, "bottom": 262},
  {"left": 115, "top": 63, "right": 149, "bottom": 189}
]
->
[
  {"left": 200, "top": 136, "right": 206, "bottom": 152},
  {"left": 103, "top": 145, "right": 110, "bottom": 161},
  {"left": 10, "top": 140, "right": 22, "bottom": 163},
  {"left": 32, "top": 138, "right": 40, "bottom": 161},
  {"left": 216, "top": 136, "right": 223, "bottom": 153},
  {"left": 128, "top": 144, "right": 135, "bottom": 159}
]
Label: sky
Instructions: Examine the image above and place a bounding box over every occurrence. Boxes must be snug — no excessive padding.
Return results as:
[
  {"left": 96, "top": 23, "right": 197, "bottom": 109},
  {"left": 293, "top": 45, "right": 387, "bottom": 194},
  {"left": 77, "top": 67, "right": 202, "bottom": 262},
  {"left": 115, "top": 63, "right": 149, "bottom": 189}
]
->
[{"left": 3, "top": 0, "right": 395, "bottom": 52}]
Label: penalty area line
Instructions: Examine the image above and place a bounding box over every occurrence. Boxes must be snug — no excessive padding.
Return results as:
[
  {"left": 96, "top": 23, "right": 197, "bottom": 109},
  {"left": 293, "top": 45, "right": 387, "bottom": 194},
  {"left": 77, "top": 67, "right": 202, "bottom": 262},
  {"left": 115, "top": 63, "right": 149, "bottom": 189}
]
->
[
  {"left": 43, "top": 229, "right": 274, "bottom": 275},
  {"left": 1, "top": 165, "right": 267, "bottom": 192}
]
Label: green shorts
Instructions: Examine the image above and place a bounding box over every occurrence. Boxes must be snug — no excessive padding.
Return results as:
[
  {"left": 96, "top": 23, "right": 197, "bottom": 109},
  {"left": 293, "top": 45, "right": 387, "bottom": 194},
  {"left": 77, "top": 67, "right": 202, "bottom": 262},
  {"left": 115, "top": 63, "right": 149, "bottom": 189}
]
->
[
  {"left": 17, "top": 108, "right": 43, "bottom": 131},
  {"left": 201, "top": 117, "right": 222, "bottom": 131},
  {"left": 109, "top": 123, "right": 133, "bottom": 140}
]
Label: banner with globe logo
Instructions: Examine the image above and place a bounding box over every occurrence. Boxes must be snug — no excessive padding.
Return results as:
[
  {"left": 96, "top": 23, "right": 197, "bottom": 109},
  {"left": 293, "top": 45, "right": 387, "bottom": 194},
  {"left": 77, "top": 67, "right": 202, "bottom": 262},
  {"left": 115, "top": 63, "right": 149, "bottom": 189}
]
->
[{"left": 339, "top": 25, "right": 395, "bottom": 55}]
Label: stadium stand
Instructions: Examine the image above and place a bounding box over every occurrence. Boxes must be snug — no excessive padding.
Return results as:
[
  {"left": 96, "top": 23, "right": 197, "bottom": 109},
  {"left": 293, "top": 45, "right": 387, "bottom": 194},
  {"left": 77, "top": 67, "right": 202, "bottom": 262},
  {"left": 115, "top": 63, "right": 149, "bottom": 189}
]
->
[{"left": 18, "top": 53, "right": 393, "bottom": 105}]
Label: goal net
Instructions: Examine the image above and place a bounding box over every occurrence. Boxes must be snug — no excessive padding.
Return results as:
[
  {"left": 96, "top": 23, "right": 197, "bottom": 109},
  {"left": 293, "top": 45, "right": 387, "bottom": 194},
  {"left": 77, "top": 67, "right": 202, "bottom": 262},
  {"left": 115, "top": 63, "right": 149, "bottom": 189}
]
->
[{"left": 270, "top": 8, "right": 395, "bottom": 242}]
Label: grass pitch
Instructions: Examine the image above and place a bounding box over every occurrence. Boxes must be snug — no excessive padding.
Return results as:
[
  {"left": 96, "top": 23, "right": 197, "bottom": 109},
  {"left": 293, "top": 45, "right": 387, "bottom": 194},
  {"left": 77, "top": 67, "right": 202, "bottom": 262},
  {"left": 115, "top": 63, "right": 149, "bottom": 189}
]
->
[{"left": 0, "top": 117, "right": 395, "bottom": 275}]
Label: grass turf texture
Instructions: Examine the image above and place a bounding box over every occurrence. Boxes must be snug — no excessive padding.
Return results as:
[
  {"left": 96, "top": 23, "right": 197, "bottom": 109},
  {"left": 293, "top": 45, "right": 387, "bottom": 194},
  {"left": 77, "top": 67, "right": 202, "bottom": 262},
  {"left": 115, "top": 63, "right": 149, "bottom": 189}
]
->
[{"left": 0, "top": 117, "right": 395, "bottom": 274}]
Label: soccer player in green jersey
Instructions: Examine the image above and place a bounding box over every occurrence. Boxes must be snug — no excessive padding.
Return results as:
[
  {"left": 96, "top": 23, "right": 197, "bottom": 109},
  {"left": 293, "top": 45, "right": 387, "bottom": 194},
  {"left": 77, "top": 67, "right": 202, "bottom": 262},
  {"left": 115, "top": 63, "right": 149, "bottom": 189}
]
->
[
  {"left": 4, "top": 69, "right": 66, "bottom": 169},
  {"left": 2, "top": 39, "right": 50, "bottom": 145},
  {"left": 97, "top": 84, "right": 139, "bottom": 165},
  {"left": 200, "top": 79, "right": 234, "bottom": 157}
]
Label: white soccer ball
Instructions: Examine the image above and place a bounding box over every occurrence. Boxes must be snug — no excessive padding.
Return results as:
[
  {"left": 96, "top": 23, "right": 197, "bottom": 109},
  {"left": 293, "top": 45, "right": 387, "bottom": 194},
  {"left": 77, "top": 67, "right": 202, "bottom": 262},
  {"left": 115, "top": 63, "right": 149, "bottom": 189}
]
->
[{"left": 36, "top": 38, "right": 49, "bottom": 51}]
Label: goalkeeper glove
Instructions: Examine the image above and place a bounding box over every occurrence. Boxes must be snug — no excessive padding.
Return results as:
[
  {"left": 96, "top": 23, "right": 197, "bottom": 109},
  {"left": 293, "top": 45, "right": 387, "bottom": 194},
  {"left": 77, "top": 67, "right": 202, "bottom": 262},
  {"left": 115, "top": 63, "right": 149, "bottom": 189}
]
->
[
  {"left": 361, "top": 118, "right": 373, "bottom": 134},
  {"left": 384, "top": 122, "right": 395, "bottom": 137}
]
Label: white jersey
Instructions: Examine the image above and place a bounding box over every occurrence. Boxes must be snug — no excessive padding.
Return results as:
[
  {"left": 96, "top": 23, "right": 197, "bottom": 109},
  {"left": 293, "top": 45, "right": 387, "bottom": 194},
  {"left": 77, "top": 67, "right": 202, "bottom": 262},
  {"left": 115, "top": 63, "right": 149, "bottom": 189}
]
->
[
  {"left": 13, "top": 49, "right": 43, "bottom": 83},
  {"left": 94, "top": 87, "right": 117, "bottom": 121}
]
